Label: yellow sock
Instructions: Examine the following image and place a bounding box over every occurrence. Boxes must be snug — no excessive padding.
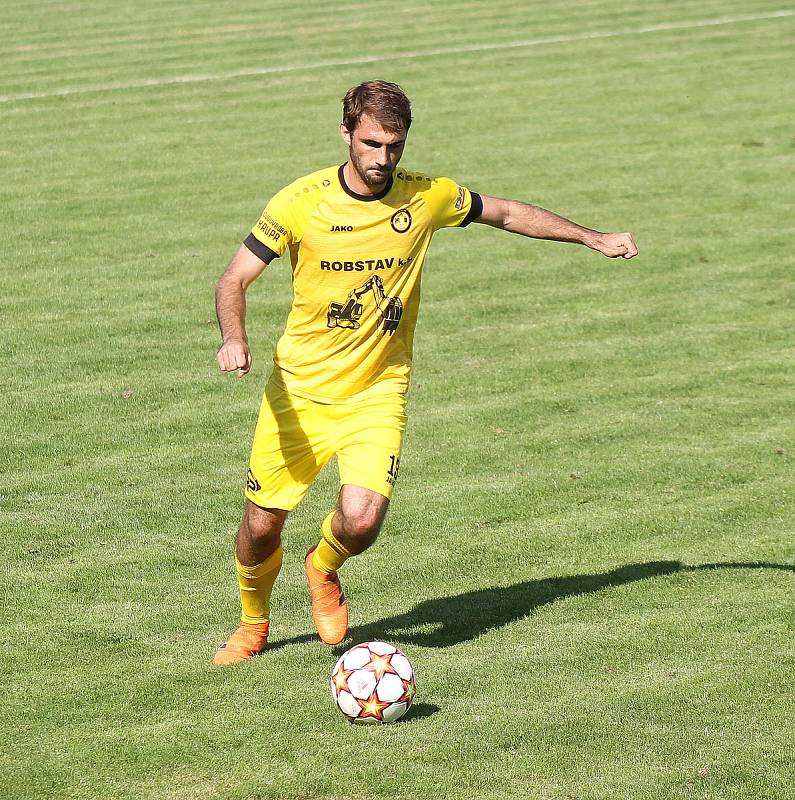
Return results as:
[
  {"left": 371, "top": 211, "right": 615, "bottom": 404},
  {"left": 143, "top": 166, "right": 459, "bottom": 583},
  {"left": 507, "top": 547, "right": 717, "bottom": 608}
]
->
[
  {"left": 311, "top": 512, "right": 351, "bottom": 575},
  {"left": 236, "top": 544, "right": 283, "bottom": 625}
]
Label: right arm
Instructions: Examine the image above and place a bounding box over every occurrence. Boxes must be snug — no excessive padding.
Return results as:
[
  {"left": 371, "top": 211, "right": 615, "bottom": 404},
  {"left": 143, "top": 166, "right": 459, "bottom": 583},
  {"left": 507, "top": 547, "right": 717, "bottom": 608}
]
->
[{"left": 215, "top": 243, "right": 270, "bottom": 378}]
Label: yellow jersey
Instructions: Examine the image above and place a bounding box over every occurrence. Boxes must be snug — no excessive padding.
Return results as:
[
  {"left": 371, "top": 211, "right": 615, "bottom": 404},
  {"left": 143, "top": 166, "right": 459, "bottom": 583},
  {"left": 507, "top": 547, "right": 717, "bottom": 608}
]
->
[{"left": 245, "top": 164, "right": 482, "bottom": 402}]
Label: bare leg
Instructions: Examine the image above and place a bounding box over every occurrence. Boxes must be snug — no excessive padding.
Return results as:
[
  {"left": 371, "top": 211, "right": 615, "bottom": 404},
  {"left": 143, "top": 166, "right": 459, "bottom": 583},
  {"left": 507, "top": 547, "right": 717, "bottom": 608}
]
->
[
  {"left": 235, "top": 500, "right": 288, "bottom": 566},
  {"left": 331, "top": 484, "right": 390, "bottom": 555}
]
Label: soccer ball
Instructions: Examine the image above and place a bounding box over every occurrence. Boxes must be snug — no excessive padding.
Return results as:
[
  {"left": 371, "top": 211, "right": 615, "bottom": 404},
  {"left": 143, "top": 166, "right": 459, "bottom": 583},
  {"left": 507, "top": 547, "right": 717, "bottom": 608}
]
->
[{"left": 331, "top": 641, "right": 415, "bottom": 724}]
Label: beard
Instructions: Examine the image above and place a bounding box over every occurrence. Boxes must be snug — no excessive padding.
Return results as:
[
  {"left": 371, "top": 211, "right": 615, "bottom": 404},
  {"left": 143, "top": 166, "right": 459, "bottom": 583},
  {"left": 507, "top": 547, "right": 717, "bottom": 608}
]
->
[{"left": 350, "top": 150, "right": 393, "bottom": 188}]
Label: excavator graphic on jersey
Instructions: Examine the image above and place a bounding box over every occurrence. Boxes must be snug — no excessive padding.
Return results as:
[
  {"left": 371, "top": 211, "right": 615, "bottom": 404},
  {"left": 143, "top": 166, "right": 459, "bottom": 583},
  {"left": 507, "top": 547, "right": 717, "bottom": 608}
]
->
[{"left": 327, "top": 275, "right": 403, "bottom": 335}]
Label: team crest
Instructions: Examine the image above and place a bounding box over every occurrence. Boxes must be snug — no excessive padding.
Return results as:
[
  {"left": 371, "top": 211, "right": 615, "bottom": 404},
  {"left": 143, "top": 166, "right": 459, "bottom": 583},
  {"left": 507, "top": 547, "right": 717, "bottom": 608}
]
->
[{"left": 390, "top": 208, "right": 412, "bottom": 233}]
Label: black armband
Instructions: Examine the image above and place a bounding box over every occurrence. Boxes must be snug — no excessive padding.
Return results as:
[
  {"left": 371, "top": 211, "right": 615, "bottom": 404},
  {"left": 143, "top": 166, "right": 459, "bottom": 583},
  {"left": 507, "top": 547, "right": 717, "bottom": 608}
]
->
[
  {"left": 243, "top": 233, "right": 278, "bottom": 263},
  {"left": 461, "top": 192, "right": 483, "bottom": 227}
]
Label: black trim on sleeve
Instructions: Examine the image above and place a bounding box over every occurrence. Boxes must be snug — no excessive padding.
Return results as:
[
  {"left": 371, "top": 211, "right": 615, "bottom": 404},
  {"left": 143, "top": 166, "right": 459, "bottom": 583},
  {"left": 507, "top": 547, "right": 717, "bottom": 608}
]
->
[
  {"left": 243, "top": 233, "right": 278, "bottom": 263},
  {"left": 460, "top": 192, "right": 483, "bottom": 227}
]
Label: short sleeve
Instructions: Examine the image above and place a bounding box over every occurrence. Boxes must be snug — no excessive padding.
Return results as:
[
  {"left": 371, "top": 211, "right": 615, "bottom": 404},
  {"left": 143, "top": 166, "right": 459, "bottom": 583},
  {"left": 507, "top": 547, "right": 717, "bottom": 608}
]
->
[
  {"left": 424, "top": 176, "right": 483, "bottom": 231},
  {"left": 243, "top": 187, "right": 298, "bottom": 262}
]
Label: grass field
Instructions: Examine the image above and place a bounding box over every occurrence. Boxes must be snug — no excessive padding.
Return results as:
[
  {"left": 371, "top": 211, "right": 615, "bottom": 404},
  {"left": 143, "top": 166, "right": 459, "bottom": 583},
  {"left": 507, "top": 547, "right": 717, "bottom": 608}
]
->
[{"left": 2, "top": 2, "right": 794, "bottom": 798}]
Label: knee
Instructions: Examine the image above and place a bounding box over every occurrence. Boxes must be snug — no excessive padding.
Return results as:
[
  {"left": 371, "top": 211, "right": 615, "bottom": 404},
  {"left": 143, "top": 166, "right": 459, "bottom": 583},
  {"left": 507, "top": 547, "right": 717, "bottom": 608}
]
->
[
  {"left": 242, "top": 503, "right": 285, "bottom": 544},
  {"left": 338, "top": 510, "right": 383, "bottom": 554}
]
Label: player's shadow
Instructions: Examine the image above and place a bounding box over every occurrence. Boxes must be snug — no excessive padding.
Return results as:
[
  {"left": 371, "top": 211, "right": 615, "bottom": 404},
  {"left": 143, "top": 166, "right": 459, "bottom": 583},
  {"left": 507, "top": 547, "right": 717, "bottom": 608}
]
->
[
  {"left": 269, "top": 560, "right": 792, "bottom": 652},
  {"left": 340, "top": 560, "right": 794, "bottom": 650}
]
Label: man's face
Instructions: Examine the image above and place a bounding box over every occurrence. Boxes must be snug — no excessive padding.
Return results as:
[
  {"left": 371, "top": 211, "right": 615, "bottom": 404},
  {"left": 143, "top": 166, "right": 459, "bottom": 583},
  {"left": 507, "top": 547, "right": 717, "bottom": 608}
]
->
[{"left": 340, "top": 113, "right": 407, "bottom": 189}]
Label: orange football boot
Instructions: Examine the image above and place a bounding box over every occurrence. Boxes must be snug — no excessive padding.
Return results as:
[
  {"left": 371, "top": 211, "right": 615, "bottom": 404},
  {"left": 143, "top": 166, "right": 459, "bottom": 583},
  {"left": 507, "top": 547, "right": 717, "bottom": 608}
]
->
[
  {"left": 212, "top": 621, "right": 269, "bottom": 665},
  {"left": 304, "top": 546, "right": 349, "bottom": 645}
]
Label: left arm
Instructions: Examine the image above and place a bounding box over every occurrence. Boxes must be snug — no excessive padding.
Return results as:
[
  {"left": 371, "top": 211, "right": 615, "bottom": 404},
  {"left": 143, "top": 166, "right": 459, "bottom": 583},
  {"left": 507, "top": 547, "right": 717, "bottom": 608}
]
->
[{"left": 476, "top": 194, "right": 638, "bottom": 259}]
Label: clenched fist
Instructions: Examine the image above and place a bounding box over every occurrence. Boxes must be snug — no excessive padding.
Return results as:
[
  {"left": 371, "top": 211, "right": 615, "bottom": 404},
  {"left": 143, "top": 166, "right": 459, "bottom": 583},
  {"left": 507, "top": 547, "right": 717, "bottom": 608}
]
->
[
  {"left": 217, "top": 338, "right": 252, "bottom": 378},
  {"left": 592, "top": 232, "right": 638, "bottom": 259}
]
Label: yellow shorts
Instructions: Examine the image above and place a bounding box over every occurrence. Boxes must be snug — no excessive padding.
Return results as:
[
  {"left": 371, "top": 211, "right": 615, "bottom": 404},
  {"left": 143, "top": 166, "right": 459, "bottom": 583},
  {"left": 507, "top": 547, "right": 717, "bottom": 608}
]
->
[{"left": 244, "top": 378, "right": 407, "bottom": 510}]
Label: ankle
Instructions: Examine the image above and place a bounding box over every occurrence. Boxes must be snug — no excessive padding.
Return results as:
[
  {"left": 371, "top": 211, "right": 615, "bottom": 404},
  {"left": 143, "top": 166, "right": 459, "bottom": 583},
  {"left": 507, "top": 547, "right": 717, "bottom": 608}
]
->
[{"left": 241, "top": 621, "right": 269, "bottom": 633}]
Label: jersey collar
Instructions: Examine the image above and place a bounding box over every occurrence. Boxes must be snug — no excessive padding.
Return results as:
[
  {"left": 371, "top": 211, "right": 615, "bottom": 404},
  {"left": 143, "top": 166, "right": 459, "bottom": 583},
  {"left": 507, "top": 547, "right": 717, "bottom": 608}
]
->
[{"left": 338, "top": 163, "right": 393, "bottom": 202}]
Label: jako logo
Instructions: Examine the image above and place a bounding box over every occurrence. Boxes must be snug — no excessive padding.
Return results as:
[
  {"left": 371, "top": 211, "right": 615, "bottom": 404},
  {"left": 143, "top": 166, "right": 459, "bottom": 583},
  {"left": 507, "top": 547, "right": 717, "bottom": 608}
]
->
[{"left": 331, "top": 225, "right": 353, "bottom": 232}]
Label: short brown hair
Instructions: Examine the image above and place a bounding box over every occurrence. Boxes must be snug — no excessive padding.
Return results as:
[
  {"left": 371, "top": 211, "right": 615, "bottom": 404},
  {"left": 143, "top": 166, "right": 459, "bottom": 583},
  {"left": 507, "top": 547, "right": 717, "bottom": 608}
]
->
[{"left": 342, "top": 80, "right": 412, "bottom": 133}]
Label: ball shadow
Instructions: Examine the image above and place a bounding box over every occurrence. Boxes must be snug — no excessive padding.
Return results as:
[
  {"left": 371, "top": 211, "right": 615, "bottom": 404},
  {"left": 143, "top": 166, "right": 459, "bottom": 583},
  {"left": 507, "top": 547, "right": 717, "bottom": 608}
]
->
[{"left": 398, "top": 702, "right": 440, "bottom": 723}]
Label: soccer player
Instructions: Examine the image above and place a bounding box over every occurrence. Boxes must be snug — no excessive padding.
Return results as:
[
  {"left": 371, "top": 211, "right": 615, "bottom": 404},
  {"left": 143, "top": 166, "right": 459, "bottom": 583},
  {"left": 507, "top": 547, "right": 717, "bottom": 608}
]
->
[{"left": 213, "top": 80, "right": 637, "bottom": 664}]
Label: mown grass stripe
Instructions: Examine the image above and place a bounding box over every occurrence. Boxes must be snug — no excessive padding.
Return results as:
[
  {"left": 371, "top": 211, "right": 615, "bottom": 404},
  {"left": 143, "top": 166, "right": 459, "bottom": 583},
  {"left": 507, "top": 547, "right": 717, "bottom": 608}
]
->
[
  {"left": 1, "top": 8, "right": 792, "bottom": 103},
  {"left": 1, "top": 7, "right": 769, "bottom": 69}
]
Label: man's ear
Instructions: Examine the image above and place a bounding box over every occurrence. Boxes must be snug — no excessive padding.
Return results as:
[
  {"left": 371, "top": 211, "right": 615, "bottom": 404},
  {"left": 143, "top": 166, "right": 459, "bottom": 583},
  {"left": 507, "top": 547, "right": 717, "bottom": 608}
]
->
[{"left": 340, "top": 123, "right": 352, "bottom": 146}]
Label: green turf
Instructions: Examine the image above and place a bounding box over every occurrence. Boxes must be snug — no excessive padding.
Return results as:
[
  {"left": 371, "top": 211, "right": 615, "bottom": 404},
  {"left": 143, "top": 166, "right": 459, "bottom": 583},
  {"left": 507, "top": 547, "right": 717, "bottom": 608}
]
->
[{"left": 2, "top": 1, "right": 793, "bottom": 798}]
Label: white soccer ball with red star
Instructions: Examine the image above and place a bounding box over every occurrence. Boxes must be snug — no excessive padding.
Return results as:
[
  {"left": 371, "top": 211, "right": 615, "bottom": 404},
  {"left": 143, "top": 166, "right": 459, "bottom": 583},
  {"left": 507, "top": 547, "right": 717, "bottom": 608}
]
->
[{"left": 331, "top": 641, "right": 415, "bottom": 724}]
